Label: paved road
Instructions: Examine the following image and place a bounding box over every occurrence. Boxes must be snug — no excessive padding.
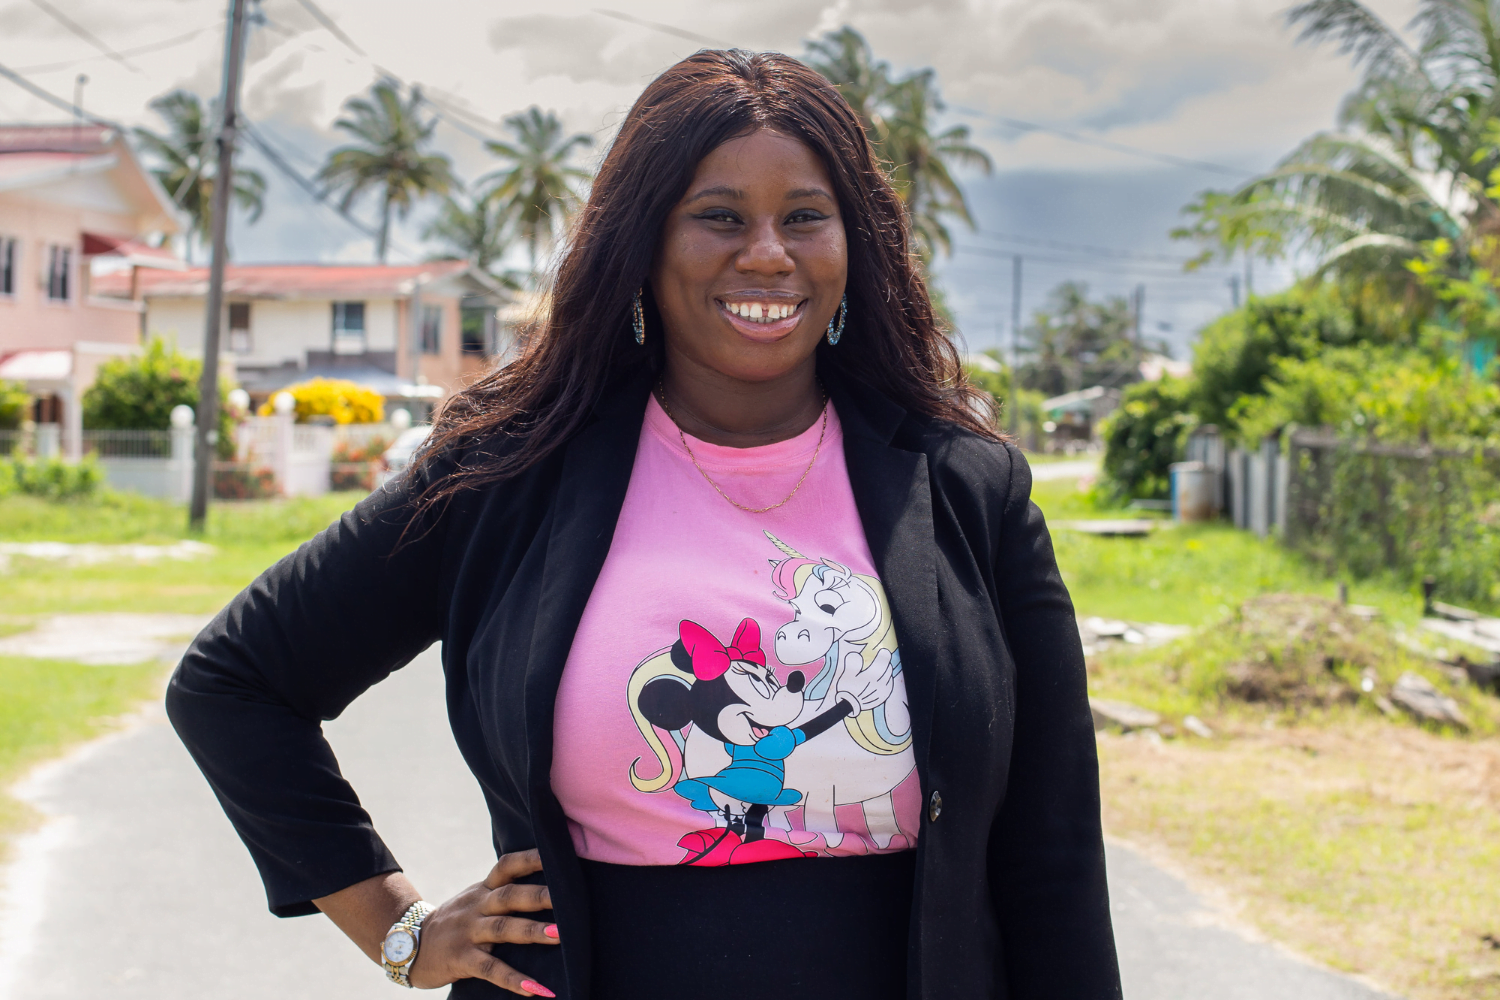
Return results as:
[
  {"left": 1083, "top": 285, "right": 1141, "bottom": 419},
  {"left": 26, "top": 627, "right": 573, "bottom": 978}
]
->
[{"left": 2, "top": 645, "right": 1396, "bottom": 999}]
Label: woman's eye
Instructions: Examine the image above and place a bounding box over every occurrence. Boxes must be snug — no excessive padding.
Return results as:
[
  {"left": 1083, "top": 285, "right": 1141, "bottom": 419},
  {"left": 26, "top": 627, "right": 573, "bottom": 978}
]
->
[
  {"left": 786, "top": 210, "right": 827, "bottom": 225},
  {"left": 696, "top": 209, "right": 741, "bottom": 224}
]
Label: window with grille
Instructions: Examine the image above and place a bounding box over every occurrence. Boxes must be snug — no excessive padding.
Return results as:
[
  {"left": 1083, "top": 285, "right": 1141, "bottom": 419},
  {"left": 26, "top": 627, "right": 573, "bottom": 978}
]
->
[
  {"left": 331, "top": 301, "right": 366, "bottom": 354},
  {"left": 0, "top": 239, "right": 15, "bottom": 296},
  {"left": 421, "top": 305, "right": 442, "bottom": 355},
  {"left": 46, "top": 245, "right": 71, "bottom": 301},
  {"left": 228, "top": 302, "right": 252, "bottom": 354}
]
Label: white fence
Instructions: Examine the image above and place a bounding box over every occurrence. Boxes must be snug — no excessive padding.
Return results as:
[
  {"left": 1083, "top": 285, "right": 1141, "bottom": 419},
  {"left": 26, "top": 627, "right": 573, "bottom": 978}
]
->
[
  {"left": 1225, "top": 439, "right": 1289, "bottom": 538},
  {"left": 85, "top": 428, "right": 195, "bottom": 503},
  {"left": 8, "top": 418, "right": 403, "bottom": 500}
]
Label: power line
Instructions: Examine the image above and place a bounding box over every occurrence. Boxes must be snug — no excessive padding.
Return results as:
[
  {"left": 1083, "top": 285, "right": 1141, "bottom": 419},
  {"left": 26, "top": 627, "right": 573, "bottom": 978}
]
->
[
  {"left": 288, "top": 0, "right": 366, "bottom": 56},
  {"left": 25, "top": 0, "right": 144, "bottom": 75},
  {"left": 950, "top": 244, "right": 1222, "bottom": 278},
  {"left": 971, "top": 229, "right": 1208, "bottom": 265},
  {"left": 240, "top": 118, "right": 422, "bottom": 259},
  {"left": 13, "top": 25, "right": 216, "bottom": 74},
  {"left": 276, "top": 0, "right": 507, "bottom": 148},
  {"left": 954, "top": 107, "right": 1256, "bottom": 179},
  {"left": 591, "top": 8, "right": 726, "bottom": 46},
  {"left": 0, "top": 57, "right": 120, "bottom": 127}
]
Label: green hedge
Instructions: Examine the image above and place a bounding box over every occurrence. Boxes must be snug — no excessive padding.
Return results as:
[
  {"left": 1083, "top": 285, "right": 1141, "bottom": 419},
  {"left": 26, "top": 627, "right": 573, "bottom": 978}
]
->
[
  {"left": 0, "top": 456, "right": 104, "bottom": 500},
  {"left": 1099, "top": 376, "right": 1198, "bottom": 501}
]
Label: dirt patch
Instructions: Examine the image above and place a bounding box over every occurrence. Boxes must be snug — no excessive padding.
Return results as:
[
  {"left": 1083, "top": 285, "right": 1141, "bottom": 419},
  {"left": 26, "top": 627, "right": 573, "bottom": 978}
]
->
[
  {"left": 1099, "top": 721, "right": 1500, "bottom": 1000},
  {"left": 1225, "top": 595, "right": 1386, "bottom": 707}
]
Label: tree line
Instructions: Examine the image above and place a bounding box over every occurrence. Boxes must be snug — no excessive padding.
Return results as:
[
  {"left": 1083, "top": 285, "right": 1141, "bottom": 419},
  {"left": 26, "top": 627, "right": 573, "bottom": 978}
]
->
[{"left": 131, "top": 27, "right": 990, "bottom": 286}]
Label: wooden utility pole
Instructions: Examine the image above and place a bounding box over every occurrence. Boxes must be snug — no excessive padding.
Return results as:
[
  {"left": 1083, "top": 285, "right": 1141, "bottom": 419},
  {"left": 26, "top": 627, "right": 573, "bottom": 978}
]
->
[{"left": 190, "top": 0, "right": 250, "bottom": 532}]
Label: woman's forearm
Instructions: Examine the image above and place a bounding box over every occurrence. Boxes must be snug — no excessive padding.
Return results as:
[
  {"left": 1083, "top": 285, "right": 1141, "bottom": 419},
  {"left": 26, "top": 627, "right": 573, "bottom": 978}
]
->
[{"left": 314, "top": 871, "right": 422, "bottom": 965}]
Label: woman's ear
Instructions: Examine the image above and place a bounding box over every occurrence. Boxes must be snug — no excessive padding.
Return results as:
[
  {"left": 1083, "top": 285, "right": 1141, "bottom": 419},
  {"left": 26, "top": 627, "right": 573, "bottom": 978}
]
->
[
  {"left": 639, "top": 677, "right": 694, "bottom": 732},
  {"left": 670, "top": 638, "right": 694, "bottom": 674}
]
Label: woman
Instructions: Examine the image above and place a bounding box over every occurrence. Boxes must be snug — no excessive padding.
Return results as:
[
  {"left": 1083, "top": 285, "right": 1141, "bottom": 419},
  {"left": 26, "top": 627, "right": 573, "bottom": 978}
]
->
[{"left": 168, "top": 49, "right": 1121, "bottom": 1000}]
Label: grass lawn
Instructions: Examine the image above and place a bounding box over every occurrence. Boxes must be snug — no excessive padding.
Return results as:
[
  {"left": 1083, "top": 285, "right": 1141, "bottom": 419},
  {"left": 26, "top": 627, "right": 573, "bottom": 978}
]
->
[
  {"left": 0, "top": 491, "right": 364, "bottom": 619},
  {"left": 1032, "top": 472, "right": 1500, "bottom": 1000},
  {"left": 0, "top": 489, "right": 365, "bottom": 855},
  {"left": 1031, "top": 476, "right": 1426, "bottom": 627},
  {"left": 0, "top": 656, "right": 165, "bottom": 840}
]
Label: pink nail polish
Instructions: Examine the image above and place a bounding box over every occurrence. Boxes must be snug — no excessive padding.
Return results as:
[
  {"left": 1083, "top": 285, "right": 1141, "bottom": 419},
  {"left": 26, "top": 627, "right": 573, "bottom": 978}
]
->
[
  {"left": 543, "top": 923, "right": 560, "bottom": 939},
  {"left": 520, "top": 980, "right": 556, "bottom": 998}
]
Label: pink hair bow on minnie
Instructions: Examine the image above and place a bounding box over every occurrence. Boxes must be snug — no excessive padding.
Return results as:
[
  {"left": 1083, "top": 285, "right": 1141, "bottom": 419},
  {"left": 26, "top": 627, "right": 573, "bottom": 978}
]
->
[{"left": 679, "top": 618, "right": 765, "bottom": 680}]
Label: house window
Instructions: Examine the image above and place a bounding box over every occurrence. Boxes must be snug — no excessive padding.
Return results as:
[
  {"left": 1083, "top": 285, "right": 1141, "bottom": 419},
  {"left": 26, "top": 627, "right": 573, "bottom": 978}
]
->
[
  {"left": 331, "top": 301, "right": 366, "bottom": 355},
  {"left": 421, "top": 305, "right": 442, "bottom": 355},
  {"left": 461, "top": 307, "right": 489, "bottom": 355},
  {"left": 228, "top": 302, "right": 252, "bottom": 354},
  {"left": 46, "top": 245, "right": 71, "bottom": 302},
  {"left": 0, "top": 239, "right": 16, "bottom": 297}
]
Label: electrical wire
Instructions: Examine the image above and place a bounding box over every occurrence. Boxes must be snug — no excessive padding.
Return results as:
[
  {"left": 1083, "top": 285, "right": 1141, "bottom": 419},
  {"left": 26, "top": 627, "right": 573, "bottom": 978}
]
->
[
  {"left": 970, "top": 229, "right": 1209, "bottom": 265},
  {"left": 25, "top": 0, "right": 144, "bottom": 75},
  {"left": 0, "top": 57, "right": 121, "bottom": 127},
  {"left": 13, "top": 25, "right": 217, "bottom": 74},
  {"left": 955, "top": 107, "right": 1256, "bottom": 179},
  {"left": 240, "top": 118, "right": 423, "bottom": 259}
]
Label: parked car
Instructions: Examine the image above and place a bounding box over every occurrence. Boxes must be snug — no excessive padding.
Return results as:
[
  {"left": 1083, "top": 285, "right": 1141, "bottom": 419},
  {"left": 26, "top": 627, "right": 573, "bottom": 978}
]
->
[{"left": 382, "top": 425, "right": 434, "bottom": 474}]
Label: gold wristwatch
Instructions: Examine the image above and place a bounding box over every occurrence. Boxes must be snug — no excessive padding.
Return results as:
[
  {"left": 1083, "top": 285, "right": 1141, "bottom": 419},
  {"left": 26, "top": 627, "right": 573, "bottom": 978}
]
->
[{"left": 381, "top": 900, "right": 436, "bottom": 987}]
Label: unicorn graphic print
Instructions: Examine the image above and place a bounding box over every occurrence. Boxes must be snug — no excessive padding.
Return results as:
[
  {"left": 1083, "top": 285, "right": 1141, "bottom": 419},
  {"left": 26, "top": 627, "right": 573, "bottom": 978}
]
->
[{"left": 626, "top": 531, "right": 918, "bottom": 863}]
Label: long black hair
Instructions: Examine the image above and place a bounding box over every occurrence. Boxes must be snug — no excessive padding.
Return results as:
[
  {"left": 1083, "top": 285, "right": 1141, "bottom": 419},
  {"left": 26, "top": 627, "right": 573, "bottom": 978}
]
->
[{"left": 415, "top": 49, "right": 997, "bottom": 507}]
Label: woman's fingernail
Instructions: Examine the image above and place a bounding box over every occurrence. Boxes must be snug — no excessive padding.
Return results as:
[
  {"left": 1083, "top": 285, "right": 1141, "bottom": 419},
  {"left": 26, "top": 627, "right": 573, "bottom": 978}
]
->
[
  {"left": 543, "top": 923, "right": 560, "bottom": 939},
  {"left": 520, "top": 980, "right": 556, "bottom": 998}
]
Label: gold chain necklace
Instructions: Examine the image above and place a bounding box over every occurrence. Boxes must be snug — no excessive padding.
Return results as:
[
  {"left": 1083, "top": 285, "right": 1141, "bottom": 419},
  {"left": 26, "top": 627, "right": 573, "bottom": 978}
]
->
[{"left": 655, "top": 380, "right": 828, "bottom": 514}]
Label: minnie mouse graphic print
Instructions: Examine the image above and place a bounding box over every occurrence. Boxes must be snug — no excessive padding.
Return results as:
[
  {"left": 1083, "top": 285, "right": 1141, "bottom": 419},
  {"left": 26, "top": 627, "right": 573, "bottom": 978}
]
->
[{"left": 551, "top": 396, "right": 920, "bottom": 867}]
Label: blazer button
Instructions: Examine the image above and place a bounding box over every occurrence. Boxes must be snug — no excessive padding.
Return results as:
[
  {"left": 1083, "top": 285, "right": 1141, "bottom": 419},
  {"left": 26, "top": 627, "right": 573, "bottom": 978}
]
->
[{"left": 928, "top": 790, "right": 943, "bottom": 823}]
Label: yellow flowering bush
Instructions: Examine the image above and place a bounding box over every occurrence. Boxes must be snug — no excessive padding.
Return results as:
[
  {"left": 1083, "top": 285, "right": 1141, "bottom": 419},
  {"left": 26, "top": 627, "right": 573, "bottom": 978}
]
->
[{"left": 258, "top": 378, "right": 385, "bottom": 424}]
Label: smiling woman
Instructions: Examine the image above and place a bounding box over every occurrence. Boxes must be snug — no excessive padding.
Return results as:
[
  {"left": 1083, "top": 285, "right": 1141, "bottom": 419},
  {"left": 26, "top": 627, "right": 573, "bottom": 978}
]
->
[{"left": 166, "top": 49, "right": 1120, "bottom": 1000}]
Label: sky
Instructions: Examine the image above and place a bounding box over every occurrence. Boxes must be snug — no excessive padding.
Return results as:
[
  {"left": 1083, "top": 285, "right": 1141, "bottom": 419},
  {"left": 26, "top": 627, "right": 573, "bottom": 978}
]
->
[{"left": 0, "top": 0, "right": 1422, "bottom": 358}]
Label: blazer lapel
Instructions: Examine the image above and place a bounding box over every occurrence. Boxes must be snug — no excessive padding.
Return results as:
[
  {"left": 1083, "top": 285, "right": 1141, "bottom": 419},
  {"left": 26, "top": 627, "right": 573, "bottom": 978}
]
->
[
  {"left": 827, "top": 374, "right": 941, "bottom": 779},
  {"left": 524, "top": 374, "right": 653, "bottom": 802}
]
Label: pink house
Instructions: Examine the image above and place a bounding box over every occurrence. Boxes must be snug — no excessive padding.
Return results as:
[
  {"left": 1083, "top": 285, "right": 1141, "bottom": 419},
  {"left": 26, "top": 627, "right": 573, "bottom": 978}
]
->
[{"left": 0, "top": 123, "right": 185, "bottom": 455}]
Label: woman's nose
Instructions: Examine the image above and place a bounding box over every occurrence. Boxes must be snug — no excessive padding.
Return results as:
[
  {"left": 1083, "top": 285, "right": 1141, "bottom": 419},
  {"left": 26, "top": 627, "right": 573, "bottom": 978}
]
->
[{"left": 735, "top": 220, "right": 794, "bottom": 275}]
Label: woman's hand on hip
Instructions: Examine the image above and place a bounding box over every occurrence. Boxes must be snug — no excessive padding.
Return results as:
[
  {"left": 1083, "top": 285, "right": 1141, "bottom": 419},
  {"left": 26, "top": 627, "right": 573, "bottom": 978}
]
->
[{"left": 408, "top": 849, "right": 560, "bottom": 996}]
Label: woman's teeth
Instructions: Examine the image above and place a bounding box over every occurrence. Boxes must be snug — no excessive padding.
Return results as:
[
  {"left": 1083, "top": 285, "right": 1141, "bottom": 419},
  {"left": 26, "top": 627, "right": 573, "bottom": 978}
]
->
[{"left": 725, "top": 301, "right": 796, "bottom": 323}]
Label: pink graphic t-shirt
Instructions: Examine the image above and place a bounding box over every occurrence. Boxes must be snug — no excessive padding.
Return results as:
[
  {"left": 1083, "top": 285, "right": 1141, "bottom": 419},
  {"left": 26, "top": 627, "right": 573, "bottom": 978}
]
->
[{"left": 551, "top": 395, "right": 920, "bottom": 868}]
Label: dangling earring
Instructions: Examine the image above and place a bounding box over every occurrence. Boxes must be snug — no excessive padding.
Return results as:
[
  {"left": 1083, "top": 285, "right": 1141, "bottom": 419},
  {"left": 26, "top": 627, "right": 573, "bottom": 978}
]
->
[
  {"left": 826, "top": 293, "right": 847, "bottom": 346},
  {"left": 632, "top": 288, "right": 646, "bottom": 345}
]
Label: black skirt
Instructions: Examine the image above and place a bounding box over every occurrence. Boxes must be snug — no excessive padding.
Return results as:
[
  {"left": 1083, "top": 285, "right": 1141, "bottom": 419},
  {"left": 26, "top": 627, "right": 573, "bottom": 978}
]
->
[{"left": 581, "top": 851, "right": 915, "bottom": 1000}]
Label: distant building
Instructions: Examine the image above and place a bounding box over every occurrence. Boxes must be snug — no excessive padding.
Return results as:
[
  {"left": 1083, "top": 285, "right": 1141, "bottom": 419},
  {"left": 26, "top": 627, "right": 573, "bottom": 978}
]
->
[
  {"left": 93, "top": 261, "right": 511, "bottom": 417},
  {"left": 0, "top": 123, "right": 186, "bottom": 456}
]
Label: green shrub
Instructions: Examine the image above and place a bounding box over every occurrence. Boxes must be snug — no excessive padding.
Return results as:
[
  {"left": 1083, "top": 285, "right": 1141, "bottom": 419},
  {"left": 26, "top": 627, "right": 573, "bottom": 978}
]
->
[
  {"left": 1235, "top": 347, "right": 1500, "bottom": 446},
  {"left": 0, "top": 456, "right": 104, "bottom": 500},
  {"left": 1192, "top": 284, "right": 1411, "bottom": 432},
  {"left": 0, "top": 382, "right": 27, "bottom": 431},
  {"left": 84, "top": 340, "right": 235, "bottom": 454},
  {"left": 1100, "top": 375, "right": 1197, "bottom": 500}
]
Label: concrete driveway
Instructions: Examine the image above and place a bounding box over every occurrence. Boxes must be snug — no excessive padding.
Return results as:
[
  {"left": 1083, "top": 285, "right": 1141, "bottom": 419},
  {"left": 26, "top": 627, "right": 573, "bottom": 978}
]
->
[{"left": 0, "top": 645, "right": 1397, "bottom": 999}]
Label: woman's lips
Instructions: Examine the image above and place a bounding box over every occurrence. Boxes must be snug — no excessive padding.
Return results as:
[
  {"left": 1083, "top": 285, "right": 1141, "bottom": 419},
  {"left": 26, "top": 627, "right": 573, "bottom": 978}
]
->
[{"left": 717, "top": 299, "right": 805, "bottom": 341}]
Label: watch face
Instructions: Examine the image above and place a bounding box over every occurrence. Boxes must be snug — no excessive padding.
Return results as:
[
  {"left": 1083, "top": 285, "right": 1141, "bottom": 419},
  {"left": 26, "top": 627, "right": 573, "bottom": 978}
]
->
[{"left": 384, "top": 929, "right": 416, "bottom": 965}]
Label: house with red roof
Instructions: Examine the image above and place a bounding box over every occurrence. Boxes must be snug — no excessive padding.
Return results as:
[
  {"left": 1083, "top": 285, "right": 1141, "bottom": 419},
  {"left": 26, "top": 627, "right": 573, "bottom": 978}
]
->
[
  {"left": 0, "top": 123, "right": 186, "bottom": 455},
  {"left": 91, "top": 260, "right": 510, "bottom": 417}
]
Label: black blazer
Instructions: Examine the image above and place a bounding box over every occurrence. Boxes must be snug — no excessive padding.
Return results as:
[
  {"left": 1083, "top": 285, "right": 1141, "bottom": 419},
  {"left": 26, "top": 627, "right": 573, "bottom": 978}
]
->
[{"left": 167, "top": 369, "right": 1122, "bottom": 1000}]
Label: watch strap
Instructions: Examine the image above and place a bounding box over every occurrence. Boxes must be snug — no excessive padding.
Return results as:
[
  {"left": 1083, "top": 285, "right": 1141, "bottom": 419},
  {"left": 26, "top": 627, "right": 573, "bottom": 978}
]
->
[{"left": 382, "top": 900, "right": 436, "bottom": 988}]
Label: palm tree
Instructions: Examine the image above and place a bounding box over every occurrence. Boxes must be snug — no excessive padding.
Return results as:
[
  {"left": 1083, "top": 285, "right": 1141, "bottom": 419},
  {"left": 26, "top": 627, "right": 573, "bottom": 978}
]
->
[
  {"left": 805, "top": 27, "right": 891, "bottom": 139},
  {"left": 318, "top": 78, "right": 455, "bottom": 263},
  {"left": 1174, "top": 0, "right": 1500, "bottom": 287},
  {"left": 423, "top": 192, "right": 512, "bottom": 275},
  {"left": 805, "top": 27, "right": 991, "bottom": 262},
  {"left": 133, "top": 90, "right": 266, "bottom": 263},
  {"left": 881, "top": 70, "right": 993, "bottom": 259},
  {"left": 478, "top": 108, "right": 593, "bottom": 274}
]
